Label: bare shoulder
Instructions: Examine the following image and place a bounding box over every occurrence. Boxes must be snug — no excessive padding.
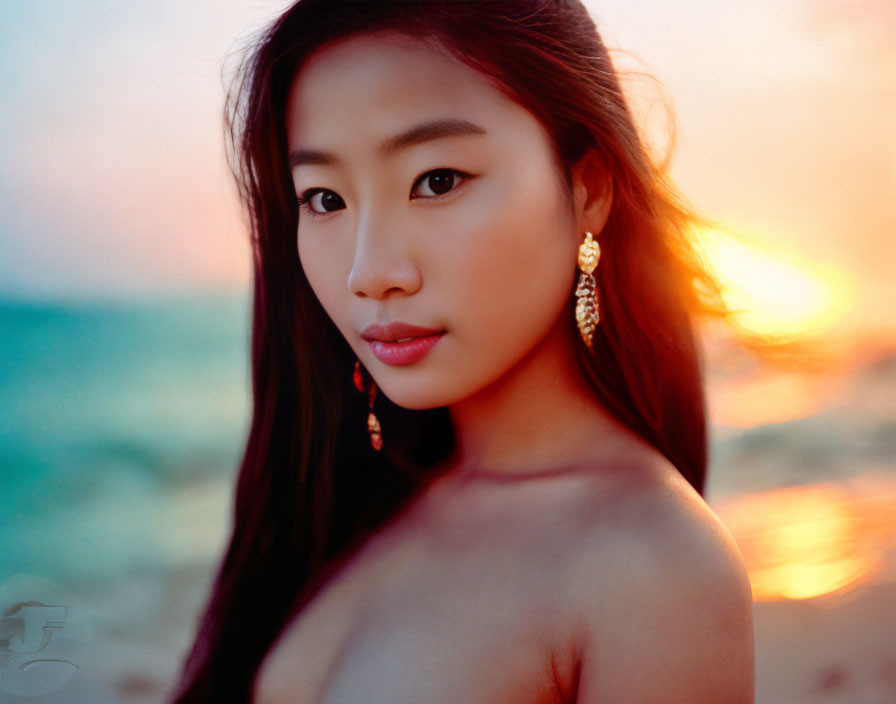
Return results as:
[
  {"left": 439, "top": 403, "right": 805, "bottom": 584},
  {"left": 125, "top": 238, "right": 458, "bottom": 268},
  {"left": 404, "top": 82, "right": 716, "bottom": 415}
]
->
[{"left": 563, "top": 458, "right": 755, "bottom": 703}]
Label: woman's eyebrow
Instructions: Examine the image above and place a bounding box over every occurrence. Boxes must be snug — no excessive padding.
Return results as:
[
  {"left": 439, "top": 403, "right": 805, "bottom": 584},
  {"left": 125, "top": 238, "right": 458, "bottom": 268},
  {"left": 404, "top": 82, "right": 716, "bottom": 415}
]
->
[
  {"left": 288, "top": 118, "right": 488, "bottom": 168},
  {"left": 379, "top": 118, "right": 487, "bottom": 156}
]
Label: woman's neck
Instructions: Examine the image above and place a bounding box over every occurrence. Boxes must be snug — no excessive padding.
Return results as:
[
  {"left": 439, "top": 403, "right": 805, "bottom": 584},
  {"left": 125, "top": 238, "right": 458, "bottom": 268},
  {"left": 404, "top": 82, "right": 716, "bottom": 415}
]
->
[{"left": 443, "top": 314, "right": 647, "bottom": 481}]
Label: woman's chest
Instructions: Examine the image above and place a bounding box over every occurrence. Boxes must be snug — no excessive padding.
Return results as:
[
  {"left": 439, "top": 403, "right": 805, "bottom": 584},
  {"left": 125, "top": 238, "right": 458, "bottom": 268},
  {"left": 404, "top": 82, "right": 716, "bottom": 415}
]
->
[{"left": 254, "top": 499, "right": 579, "bottom": 704}]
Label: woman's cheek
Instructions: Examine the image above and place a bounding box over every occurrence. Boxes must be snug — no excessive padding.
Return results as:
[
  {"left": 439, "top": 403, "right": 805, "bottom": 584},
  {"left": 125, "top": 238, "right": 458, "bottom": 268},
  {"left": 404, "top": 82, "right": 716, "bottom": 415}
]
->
[{"left": 298, "top": 233, "right": 348, "bottom": 323}]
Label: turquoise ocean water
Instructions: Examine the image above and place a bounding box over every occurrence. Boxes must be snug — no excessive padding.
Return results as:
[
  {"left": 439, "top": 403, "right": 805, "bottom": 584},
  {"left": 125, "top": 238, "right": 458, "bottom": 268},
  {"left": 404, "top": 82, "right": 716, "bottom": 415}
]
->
[{"left": 0, "top": 292, "right": 252, "bottom": 585}]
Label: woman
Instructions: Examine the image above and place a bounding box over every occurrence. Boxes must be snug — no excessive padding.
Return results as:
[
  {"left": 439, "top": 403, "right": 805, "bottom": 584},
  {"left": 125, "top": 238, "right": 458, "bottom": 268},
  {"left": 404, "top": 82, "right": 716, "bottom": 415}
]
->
[{"left": 171, "top": 1, "right": 754, "bottom": 701}]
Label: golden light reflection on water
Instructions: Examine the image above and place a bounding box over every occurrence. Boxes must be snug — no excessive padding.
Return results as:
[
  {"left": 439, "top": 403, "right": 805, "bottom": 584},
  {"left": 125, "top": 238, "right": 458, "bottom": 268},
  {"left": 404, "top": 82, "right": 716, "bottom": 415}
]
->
[
  {"left": 693, "top": 228, "right": 855, "bottom": 341},
  {"left": 713, "top": 478, "right": 896, "bottom": 601}
]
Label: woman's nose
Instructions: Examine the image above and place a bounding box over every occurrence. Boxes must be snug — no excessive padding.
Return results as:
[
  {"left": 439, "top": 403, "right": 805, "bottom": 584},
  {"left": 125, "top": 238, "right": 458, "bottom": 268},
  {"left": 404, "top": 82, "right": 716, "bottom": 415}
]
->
[{"left": 347, "top": 219, "right": 423, "bottom": 299}]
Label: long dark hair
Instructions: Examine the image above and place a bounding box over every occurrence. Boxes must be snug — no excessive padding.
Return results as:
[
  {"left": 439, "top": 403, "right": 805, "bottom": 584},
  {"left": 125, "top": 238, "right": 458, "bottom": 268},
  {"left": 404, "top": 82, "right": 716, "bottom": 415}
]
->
[{"left": 170, "top": 1, "right": 724, "bottom": 700}]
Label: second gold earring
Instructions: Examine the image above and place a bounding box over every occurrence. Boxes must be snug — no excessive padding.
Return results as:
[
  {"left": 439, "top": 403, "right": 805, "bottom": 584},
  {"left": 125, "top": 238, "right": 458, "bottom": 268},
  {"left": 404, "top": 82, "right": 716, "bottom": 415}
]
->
[{"left": 353, "top": 359, "right": 383, "bottom": 451}]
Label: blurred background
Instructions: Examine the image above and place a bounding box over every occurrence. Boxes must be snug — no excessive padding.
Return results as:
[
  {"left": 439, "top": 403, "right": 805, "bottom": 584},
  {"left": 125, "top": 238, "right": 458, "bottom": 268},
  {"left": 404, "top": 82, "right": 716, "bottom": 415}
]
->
[{"left": 0, "top": 1, "right": 893, "bottom": 702}]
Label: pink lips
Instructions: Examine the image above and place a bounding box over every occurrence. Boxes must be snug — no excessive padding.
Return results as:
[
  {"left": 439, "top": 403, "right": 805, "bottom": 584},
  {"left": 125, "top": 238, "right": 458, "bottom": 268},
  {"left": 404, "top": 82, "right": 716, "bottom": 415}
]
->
[{"left": 361, "top": 321, "right": 446, "bottom": 366}]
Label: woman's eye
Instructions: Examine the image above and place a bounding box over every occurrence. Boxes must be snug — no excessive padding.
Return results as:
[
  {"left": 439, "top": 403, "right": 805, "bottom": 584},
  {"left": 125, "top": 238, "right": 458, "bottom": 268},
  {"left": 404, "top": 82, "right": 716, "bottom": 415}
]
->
[
  {"left": 411, "top": 169, "right": 469, "bottom": 199},
  {"left": 298, "top": 189, "right": 345, "bottom": 215}
]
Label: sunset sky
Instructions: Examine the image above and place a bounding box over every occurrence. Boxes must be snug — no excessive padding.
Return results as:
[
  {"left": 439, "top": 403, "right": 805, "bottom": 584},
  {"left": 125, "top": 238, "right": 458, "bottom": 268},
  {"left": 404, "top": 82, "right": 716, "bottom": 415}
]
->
[{"left": 1, "top": 0, "right": 893, "bottom": 339}]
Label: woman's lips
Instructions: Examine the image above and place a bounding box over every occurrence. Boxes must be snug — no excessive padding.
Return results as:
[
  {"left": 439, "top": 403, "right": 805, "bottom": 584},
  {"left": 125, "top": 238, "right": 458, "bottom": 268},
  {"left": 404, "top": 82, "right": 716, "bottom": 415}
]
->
[
  {"left": 360, "top": 320, "right": 446, "bottom": 366},
  {"left": 367, "top": 332, "right": 446, "bottom": 365}
]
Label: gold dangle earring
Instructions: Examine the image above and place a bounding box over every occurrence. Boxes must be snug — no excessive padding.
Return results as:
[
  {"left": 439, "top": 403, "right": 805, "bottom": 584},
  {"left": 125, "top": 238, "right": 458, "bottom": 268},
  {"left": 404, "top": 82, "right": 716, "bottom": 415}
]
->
[
  {"left": 575, "top": 230, "right": 601, "bottom": 349},
  {"left": 353, "top": 359, "right": 383, "bottom": 451}
]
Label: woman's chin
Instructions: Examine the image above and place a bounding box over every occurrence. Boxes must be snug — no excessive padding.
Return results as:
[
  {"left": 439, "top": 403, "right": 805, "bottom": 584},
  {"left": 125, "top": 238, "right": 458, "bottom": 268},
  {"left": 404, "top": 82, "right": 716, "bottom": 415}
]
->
[
  {"left": 378, "top": 387, "right": 457, "bottom": 411},
  {"left": 374, "top": 375, "right": 474, "bottom": 411}
]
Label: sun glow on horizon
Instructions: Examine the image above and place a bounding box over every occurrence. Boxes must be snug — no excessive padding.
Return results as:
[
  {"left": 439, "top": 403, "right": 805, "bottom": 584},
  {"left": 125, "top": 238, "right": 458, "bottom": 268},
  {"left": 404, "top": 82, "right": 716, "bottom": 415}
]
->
[{"left": 693, "top": 228, "right": 855, "bottom": 341}]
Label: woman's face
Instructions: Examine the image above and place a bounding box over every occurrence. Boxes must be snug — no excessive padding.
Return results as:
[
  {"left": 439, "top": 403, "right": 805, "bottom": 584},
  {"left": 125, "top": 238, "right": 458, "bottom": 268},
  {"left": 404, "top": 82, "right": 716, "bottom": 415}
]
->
[{"left": 286, "top": 33, "right": 581, "bottom": 410}]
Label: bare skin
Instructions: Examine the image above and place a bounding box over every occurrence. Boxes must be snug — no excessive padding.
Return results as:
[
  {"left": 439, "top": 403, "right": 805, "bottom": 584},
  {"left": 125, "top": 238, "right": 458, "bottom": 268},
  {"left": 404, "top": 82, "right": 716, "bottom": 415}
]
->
[
  {"left": 254, "top": 438, "right": 754, "bottom": 703},
  {"left": 254, "top": 33, "right": 755, "bottom": 703}
]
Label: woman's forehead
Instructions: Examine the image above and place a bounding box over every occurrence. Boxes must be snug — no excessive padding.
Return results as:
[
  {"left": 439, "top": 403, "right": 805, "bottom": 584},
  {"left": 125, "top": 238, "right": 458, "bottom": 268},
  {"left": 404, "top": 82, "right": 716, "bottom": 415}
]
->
[{"left": 285, "top": 33, "right": 516, "bottom": 148}]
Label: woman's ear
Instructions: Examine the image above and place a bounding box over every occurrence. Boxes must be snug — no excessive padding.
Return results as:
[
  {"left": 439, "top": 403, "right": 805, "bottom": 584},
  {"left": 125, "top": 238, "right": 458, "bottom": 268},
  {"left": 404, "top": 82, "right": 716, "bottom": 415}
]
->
[{"left": 570, "top": 149, "right": 614, "bottom": 235}]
